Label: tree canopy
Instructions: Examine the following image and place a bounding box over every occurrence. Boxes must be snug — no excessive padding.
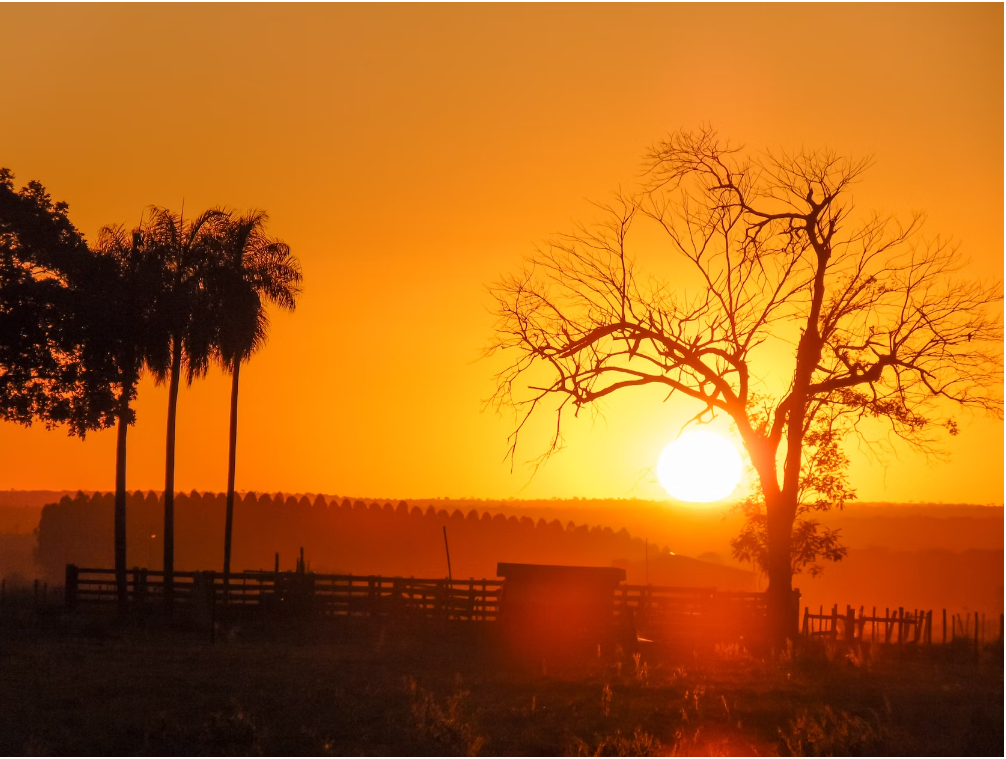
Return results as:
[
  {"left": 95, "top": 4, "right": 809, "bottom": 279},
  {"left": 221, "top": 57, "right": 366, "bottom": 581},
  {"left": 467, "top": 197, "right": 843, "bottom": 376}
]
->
[{"left": 0, "top": 169, "right": 117, "bottom": 434}]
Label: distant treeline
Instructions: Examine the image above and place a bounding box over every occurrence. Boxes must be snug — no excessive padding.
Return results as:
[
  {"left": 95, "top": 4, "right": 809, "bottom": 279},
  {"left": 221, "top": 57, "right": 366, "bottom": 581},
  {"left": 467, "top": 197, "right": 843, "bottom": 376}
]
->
[{"left": 36, "top": 491, "right": 676, "bottom": 583}]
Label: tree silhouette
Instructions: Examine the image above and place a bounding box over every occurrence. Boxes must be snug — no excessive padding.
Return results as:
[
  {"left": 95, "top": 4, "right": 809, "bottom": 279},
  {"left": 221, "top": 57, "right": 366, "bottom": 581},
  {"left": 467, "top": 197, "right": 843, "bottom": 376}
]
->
[
  {"left": 488, "top": 129, "right": 1003, "bottom": 638},
  {"left": 1, "top": 170, "right": 126, "bottom": 599},
  {"left": 89, "top": 223, "right": 173, "bottom": 606},
  {"left": 0, "top": 169, "right": 117, "bottom": 433},
  {"left": 211, "top": 212, "right": 301, "bottom": 584},
  {"left": 142, "top": 206, "right": 230, "bottom": 610}
]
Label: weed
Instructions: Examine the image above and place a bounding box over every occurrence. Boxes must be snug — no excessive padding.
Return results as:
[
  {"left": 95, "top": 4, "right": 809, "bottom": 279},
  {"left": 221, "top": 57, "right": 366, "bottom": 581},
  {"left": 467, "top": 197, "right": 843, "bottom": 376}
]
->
[
  {"left": 143, "top": 705, "right": 264, "bottom": 756},
  {"left": 631, "top": 652, "right": 649, "bottom": 686},
  {"left": 779, "top": 704, "right": 886, "bottom": 756},
  {"left": 198, "top": 707, "right": 264, "bottom": 756},
  {"left": 575, "top": 728, "right": 661, "bottom": 756},
  {"left": 408, "top": 676, "right": 485, "bottom": 756}
]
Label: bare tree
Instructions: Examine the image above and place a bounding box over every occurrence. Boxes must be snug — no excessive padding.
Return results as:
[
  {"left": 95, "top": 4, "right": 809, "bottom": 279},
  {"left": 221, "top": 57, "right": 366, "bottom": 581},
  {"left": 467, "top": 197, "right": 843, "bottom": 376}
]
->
[{"left": 487, "top": 129, "right": 1003, "bottom": 638}]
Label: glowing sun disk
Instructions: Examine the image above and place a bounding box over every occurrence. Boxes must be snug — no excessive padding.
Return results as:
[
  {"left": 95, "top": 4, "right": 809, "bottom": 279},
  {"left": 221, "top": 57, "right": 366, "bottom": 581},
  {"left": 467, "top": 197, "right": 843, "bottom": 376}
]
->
[{"left": 657, "top": 430, "right": 743, "bottom": 503}]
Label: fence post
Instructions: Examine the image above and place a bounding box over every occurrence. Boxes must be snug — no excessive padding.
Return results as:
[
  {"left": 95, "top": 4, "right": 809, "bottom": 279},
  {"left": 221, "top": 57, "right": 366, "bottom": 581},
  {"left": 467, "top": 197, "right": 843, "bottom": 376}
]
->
[
  {"left": 65, "top": 564, "right": 79, "bottom": 612},
  {"left": 792, "top": 589, "right": 801, "bottom": 636},
  {"left": 969, "top": 608, "right": 977, "bottom": 656},
  {"left": 131, "top": 567, "right": 142, "bottom": 604},
  {"left": 802, "top": 607, "right": 809, "bottom": 636},
  {"left": 845, "top": 605, "right": 856, "bottom": 643},
  {"left": 830, "top": 604, "right": 838, "bottom": 640}
]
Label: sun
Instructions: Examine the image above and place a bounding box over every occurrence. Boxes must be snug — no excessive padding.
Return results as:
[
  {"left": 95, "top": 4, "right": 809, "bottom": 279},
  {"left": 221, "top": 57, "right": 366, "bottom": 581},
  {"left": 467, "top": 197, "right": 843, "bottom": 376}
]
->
[{"left": 657, "top": 430, "right": 744, "bottom": 503}]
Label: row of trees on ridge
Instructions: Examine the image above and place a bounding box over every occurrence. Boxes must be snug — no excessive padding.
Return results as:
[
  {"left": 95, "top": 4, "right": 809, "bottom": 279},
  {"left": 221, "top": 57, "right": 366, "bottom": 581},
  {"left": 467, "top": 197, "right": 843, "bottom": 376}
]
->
[
  {"left": 39, "top": 491, "right": 730, "bottom": 587},
  {"left": 0, "top": 169, "right": 302, "bottom": 607}
]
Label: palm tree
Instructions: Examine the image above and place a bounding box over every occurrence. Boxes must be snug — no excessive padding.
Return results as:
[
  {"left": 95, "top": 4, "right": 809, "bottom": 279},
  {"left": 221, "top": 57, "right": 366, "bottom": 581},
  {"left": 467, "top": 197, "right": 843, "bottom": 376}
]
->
[
  {"left": 212, "top": 212, "right": 301, "bottom": 585},
  {"left": 143, "top": 207, "right": 230, "bottom": 610},
  {"left": 88, "top": 224, "right": 170, "bottom": 607}
]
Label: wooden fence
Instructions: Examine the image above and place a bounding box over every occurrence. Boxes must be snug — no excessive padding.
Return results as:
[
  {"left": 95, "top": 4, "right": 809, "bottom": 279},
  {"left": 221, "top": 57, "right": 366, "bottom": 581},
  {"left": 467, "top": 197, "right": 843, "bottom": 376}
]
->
[
  {"left": 803, "top": 603, "right": 1005, "bottom": 653},
  {"left": 804, "top": 603, "right": 935, "bottom": 644},
  {"left": 615, "top": 584, "right": 789, "bottom": 646},
  {"left": 65, "top": 565, "right": 795, "bottom": 642},
  {"left": 66, "top": 566, "right": 503, "bottom": 622}
]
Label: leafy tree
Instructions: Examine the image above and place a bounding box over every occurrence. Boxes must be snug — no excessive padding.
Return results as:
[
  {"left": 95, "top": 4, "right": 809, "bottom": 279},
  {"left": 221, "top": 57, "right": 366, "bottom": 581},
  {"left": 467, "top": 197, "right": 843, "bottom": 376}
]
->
[
  {"left": 1, "top": 169, "right": 125, "bottom": 598},
  {"left": 0, "top": 168, "right": 117, "bottom": 433},
  {"left": 730, "top": 414, "right": 852, "bottom": 579},
  {"left": 488, "top": 129, "right": 1003, "bottom": 638},
  {"left": 211, "top": 212, "right": 301, "bottom": 584}
]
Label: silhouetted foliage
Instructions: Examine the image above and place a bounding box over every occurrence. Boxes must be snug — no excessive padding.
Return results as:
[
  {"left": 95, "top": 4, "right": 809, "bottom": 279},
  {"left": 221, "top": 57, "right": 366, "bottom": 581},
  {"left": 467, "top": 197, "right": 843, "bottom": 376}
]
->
[
  {"left": 208, "top": 211, "right": 302, "bottom": 579},
  {"left": 89, "top": 220, "right": 182, "bottom": 603},
  {"left": 731, "top": 416, "right": 852, "bottom": 578},
  {"left": 139, "top": 206, "right": 231, "bottom": 608},
  {"left": 35, "top": 492, "right": 708, "bottom": 587},
  {"left": 0, "top": 168, "right": 117, "bottom": 432}
]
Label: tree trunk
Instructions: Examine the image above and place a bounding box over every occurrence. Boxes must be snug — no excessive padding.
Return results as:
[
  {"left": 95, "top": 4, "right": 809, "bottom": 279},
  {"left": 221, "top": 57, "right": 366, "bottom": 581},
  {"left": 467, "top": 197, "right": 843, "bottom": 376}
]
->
[
  {"left": 114, "top": 386, "right": 130, "bottom": 610},
  {"left": 222, "top": 358, "right": 241, "bottom": 585},
  {"left": 163, "top": 335, "right": 182, "bottom": 612},
  {"left": 765, "top": 495, "right": 798, "bottom": 642}
]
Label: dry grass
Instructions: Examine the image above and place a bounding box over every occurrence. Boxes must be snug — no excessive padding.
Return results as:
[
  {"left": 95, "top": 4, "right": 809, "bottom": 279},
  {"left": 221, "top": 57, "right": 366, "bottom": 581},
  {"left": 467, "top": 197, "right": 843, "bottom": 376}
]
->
[{"left": 0, "top": 613, "right": 1000, "bottom": 755}]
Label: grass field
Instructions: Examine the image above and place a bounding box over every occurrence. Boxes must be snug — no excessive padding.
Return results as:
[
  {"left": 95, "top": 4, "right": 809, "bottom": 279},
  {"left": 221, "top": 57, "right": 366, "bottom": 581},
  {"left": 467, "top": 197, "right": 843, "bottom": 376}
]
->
[{"left": 0, "top": 610, "right": 1001, "bottom": 756}]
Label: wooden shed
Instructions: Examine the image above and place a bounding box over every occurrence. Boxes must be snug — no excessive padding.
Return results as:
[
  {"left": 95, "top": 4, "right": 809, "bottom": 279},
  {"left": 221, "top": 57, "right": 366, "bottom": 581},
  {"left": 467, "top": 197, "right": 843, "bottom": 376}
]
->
[{"left": 497, "top": 563, "right": 627, "bottom": 651}]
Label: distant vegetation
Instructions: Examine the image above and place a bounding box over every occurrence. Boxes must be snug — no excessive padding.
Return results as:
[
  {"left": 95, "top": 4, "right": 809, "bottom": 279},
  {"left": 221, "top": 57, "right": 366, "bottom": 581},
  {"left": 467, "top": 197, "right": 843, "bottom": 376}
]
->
[
  {"left": 3, "top": 491, "right": 994, "bottom": 625},
  {"left": 34, "top": 491, "right": 758, "bottom": 591}
]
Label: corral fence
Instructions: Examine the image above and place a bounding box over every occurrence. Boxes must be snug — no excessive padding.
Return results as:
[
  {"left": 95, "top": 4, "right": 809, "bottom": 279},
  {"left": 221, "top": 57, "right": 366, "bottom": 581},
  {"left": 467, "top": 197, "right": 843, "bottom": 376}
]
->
[
  {"left": 805, "top": 604, "right": 932, "bottom": 644},
  {"left": 64, "top": 564, "right": 796, "bottom": 645},
  {"left": 65, "top": 565, "right": 503, "bottom": 622},
  {"left": 615, "top": 584, "right": 790, "bottom": 647},
  {"left": 804, "top": 603, "right": 1005, "bottom": 650}
]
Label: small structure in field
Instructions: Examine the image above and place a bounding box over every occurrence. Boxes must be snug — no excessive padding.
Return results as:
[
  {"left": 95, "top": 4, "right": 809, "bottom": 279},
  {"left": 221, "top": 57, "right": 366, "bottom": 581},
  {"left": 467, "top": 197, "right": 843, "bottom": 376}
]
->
[{"left": 497, "top": 562, "right": 626, "bottom": 652}]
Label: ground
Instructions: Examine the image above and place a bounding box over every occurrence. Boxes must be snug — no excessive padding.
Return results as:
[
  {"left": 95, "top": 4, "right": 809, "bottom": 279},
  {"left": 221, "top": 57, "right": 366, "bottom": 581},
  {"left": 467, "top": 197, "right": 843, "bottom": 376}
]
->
[{"left": 0, "top": 609, "right": 1001, "bottom": 756}]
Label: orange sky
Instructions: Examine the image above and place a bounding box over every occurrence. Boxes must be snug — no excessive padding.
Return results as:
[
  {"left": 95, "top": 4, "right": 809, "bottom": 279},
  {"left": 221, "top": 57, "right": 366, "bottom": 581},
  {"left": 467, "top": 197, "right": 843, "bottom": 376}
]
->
[{"left": 1, "top": 4, "right": 1002, "bottom": 504}]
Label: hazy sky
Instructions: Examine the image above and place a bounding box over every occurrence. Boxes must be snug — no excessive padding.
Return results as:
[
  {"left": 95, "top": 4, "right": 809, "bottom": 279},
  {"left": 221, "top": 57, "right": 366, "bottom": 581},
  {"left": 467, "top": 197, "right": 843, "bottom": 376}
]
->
[{"left": 2, "top": 4, "right": 1002, "bottom": 504}]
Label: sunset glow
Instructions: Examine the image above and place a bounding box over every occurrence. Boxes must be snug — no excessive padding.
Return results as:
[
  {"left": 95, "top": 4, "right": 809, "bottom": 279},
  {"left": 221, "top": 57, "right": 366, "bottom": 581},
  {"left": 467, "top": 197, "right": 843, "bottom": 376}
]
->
[
  {"left": 656, "top": 431, "right": 744, "bottom": 503},
  {"left": 0, "top": 6, "right": 1001, "bottom": 755}
]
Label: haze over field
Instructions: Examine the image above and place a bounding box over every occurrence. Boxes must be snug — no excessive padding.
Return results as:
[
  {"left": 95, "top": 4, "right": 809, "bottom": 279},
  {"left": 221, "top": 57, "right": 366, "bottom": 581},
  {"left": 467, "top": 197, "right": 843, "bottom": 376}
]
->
[{"left": 2, "top": 491, "right": 1000, "bottom": 630}]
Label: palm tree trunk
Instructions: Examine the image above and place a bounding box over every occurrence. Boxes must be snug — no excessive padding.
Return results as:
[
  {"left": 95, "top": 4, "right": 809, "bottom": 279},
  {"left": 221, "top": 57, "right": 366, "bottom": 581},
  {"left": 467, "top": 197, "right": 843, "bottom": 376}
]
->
[
  {"left": 223, "top": 357, "right": 241, "bottom": 585},
  {"left": 163, "top": 335, "right": 182, "bottom": 612},
  {"left": 114, "top": 385, "right": 130, "bottom": 610}
]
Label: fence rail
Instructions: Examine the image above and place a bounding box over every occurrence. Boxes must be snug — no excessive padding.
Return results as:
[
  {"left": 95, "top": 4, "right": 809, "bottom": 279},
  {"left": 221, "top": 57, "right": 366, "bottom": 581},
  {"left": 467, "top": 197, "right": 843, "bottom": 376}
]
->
[
  {"left": 66, "top": 566, "right": 503, "bottom": 622},
  {"left": 64, "top": 565, "right": 793, "bottom": 641},
  {"left": 804, "top": 603, "right": 935, "bottom": 644}
]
